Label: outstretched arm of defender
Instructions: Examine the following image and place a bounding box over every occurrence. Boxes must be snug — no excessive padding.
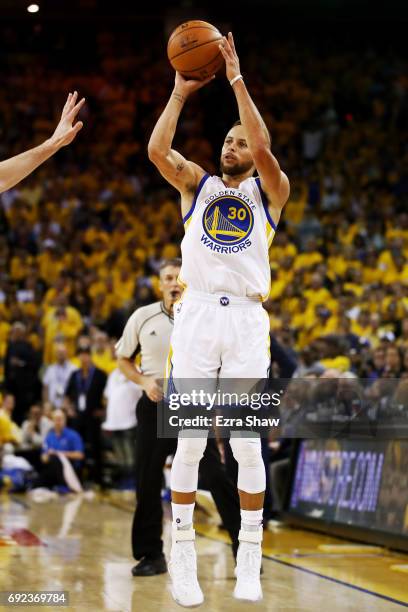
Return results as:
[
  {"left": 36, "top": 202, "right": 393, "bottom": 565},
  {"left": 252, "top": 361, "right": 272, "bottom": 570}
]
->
[
  {"left": 148, "top": 72, "right": 214, "bottom": 196},
  {"left": 219, "top": 34, "right": 289, "bottom": 223},
  {"left": 0, "top": 92, "right": 85, "bottom": 194}
]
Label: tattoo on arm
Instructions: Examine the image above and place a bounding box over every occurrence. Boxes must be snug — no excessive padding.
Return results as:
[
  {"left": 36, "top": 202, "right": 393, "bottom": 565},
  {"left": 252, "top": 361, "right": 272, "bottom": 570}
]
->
[{"left": 172, "top": 93, "right": 185, "bottom": 105}]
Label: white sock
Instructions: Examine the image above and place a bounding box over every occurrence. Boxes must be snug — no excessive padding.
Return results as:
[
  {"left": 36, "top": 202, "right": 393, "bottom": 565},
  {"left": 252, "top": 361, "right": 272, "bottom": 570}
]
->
[
  {"left": 241, "top": 508, "right": 263, "bottom": 532},
  {"left": 172, "top": 502, "right": 194, "bottom": 530}
]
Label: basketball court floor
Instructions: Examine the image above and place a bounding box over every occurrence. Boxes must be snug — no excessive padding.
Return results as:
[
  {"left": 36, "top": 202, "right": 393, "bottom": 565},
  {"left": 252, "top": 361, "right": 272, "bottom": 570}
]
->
[{"left": 0, "top": 491, "right": 407, "bottom": 611}]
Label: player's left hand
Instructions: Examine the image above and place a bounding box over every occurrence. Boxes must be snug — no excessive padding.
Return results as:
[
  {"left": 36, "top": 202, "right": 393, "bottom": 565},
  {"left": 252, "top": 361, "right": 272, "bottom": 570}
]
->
[
  {"left": 50, "top": 91, "right": 85, "bottom": 149},
  {"left": 219, "top": 32, "right": 241, "bottom": 82}
]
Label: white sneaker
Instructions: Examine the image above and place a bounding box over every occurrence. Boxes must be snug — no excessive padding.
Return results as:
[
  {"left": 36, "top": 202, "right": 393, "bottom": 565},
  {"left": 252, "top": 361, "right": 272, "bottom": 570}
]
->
[
  {"left": 234, "top": 529, "right": 263, "bottom": 602},
  {"left": 168, "top": 528, "right": 204, "bottom": 607}
]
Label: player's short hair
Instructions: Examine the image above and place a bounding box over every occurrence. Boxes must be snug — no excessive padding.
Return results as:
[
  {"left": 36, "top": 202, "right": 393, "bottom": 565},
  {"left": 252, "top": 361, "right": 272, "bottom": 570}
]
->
[
  {"left": 231, "top": 119, "right": 271, "bottom": 147},
  {"left": 159, "top": 258, "right": 182, "bottom": 273}
]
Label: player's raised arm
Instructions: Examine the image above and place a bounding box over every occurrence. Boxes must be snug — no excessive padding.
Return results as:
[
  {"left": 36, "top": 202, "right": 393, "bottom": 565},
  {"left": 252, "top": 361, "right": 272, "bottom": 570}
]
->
[
  {"left": 0, "top": 91, "right": 85, "bottom": 194},
  {"left": 147, "top": 72, "right": 213, "bottom": 197},
  {"left": 219, "top": 33, "right": 290, "bottom": 224}
]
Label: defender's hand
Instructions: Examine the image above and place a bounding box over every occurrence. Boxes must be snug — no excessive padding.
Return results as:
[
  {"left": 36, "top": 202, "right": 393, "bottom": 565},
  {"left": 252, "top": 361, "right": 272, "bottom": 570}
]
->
[
  {"left": 173, "top": 72, "right": 215, "bottom": 100},
  {"left": 219, "top": 32, "right": 241, "bottom": 82},
  {"left": 50, "top": 91, "right": 85, "bottom": 149}
]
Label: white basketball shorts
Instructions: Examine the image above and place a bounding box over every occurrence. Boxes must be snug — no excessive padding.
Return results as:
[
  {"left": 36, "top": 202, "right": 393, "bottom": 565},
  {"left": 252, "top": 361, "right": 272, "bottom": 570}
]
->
[{"left": 167, "top": 289, "right": 270, "bottom": 380}]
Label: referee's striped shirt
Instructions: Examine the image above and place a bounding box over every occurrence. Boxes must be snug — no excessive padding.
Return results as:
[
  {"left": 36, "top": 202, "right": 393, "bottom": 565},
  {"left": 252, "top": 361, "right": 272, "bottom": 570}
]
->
[{"left": 115, "top": 301, "right": 173, "bottom": 379}]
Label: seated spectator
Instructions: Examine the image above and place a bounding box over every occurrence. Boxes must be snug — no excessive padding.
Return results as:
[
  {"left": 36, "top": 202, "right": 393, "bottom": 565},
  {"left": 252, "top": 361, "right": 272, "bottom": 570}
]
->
[
  {"left": 17, "top": 404, "right": 53, "bottom": 471},
  {"left": 0, "top": 394, "right": 22, "bottom": 446},
  {"left": 32, "top": 409, "right": 84, "bottom": 492}
]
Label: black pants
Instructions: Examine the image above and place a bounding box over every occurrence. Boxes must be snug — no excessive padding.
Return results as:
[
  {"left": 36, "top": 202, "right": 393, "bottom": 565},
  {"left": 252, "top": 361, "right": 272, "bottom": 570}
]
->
[
  {"left": 132, "top": 393, "right": 240, "bottom": 560},
  {"left": 33, "top": 455, "right": 78, "bottom": 489}
]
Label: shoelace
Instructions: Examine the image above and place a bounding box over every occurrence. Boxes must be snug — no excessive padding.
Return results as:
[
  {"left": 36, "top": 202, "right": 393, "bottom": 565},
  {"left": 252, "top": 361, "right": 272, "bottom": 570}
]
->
[{"left": 237, "top": 548, "right": 261, "bottom": 580}]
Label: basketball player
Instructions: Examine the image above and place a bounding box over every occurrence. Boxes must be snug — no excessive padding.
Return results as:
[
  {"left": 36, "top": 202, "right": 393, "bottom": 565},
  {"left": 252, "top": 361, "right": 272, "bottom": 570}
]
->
[
  {"left": 116, "top": 259, "right": 240, "bottom": 576},
  {"left": 0, "top": 92, "right": 84, "bottom": 194},
  {"left": 148, "top": 33, "right": 289, "bottom": 606}
]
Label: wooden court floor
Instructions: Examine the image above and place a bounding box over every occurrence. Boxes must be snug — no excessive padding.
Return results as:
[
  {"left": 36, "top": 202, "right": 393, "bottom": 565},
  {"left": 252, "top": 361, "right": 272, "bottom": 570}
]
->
[{"left": 0, "top": 491, "right": 407, "bottom": 611}]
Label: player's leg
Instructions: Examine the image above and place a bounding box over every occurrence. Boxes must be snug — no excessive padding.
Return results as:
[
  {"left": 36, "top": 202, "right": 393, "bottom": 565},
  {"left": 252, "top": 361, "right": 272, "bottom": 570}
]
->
[
  {"left": 200, "top": 437, "right": 240, "bottom": 558},
  {"left": 229, "top": 432, "right": 265, "bottom": 601},
  {"left": 168, "top": 430, "right": 208, "bottom": 607},
  {"left": 220, "top": 303, "right": 270, "bottom": 602},
  {"left": 167, "top": 295, "right": 221, "bottom": 606}
]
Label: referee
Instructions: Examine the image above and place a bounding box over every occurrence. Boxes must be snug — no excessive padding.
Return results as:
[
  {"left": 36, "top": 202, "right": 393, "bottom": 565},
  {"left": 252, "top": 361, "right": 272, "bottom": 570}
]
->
[{"left": 117, "top": 258, "right": 240, "bottom": 576}]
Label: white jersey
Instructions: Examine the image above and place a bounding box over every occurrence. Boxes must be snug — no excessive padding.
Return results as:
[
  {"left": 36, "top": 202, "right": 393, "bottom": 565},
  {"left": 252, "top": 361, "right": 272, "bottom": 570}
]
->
[{"left": 179, "top": 174, "right": 276, "bottom": 300}]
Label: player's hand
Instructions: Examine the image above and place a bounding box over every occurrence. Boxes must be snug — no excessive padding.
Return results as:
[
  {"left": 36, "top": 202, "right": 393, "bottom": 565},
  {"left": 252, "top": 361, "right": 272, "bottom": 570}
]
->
[
  {"left": 142, "top": 376, "right": 163, "bottom": 403},
  {"left": 50, "top": 91, "right": 85, "bottom": 149},
  {"left": 219, "top": 32, "right": 241, "bottom": 82},
  {"left": 174, "top": 72, "right": 215, "bottom": 99}
]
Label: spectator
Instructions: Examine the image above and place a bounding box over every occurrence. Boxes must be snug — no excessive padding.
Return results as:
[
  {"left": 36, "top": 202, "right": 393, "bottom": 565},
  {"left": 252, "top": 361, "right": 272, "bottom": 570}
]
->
[
  {"left": 42, "top": 342, "right": 76, "bottom": 409},
  {"left": 42, "top": 295, "right": 83, "bottom": 365},
  {"left": 383, "top": 345, "right": 403, "bottom": 377},
  {"left": 91, "top": 331, "right": 117, "bottom": 375},
  {"left": 4, "top": 322, "right": 40, "bottom": 424},
  {"left": 102, "top": 368, "right": 142, "bottom": 484},
  {"left": 18, "top": 404, "right": 53, "bottom": 471},
  {"left": 367, "top": 347, "right": 386, "bottom": 381},
  {"left": 65, "top": 346, "right": 107, "bottom": 484},
  {"left": 21, "top": 403, "right": 53, "bottom": 448},
  {"left": 0, "top": 394, "right": 21, "bottom": 445},
  {"left": 32, "top": 409, "right": 84, "bottom": 493}
]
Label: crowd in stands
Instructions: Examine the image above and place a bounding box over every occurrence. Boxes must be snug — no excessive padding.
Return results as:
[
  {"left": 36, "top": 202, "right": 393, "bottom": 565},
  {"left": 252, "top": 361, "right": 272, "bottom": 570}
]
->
[{"left": 0, "top": 21, "right": 407, "bottom": 488}]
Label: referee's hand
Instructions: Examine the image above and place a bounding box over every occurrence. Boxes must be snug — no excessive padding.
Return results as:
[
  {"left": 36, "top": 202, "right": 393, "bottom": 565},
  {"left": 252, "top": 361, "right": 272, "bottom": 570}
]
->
[{"left": 142, "top": 376, "right": 163, "bottom": 403}]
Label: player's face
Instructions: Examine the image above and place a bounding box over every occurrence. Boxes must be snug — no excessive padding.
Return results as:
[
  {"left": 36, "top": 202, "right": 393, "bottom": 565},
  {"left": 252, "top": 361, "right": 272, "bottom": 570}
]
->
[
  {"left": 220, "top": 125, "right": 255, "bottom": 176},
  {"left": 159, "top": 266, "right": 182, "bottom": 306}
]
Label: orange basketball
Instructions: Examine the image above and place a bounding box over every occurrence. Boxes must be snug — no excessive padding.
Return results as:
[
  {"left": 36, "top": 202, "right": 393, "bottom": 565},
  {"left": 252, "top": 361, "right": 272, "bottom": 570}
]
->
[{"left": 167, "top": 20, "right": 224, "bottom": 80}]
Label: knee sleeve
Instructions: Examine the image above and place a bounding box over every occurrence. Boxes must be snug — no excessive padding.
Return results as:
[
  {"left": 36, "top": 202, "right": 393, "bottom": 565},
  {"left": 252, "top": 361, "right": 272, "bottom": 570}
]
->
[
  {"left": 170, "top": 434, "right": 207, "bottom": 493},
  {"left": 175, "top": 435, "right": 207, "bottom": 465},
  {"left": 229, "top": 436, "right": 266, "bottom": 494}
]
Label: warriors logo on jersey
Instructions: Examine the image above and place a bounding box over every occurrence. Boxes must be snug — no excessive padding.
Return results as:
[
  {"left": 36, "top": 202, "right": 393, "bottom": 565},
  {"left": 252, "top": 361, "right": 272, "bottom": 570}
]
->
[
  {"left": 180, "top": 174, "right": 277, "bottom": 300},
  {"left": 202, "top": 195, "right": 254, "bottom": 249}
]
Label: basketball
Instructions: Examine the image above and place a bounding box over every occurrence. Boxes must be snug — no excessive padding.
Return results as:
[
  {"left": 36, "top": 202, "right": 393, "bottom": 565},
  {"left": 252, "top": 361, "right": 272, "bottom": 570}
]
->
[{"left": 167, "top": 20, "right": 224, "bottom": 80}]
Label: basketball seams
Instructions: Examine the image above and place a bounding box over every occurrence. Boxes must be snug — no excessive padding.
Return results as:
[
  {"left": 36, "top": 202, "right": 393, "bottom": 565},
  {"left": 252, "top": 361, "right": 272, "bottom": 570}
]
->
[
  {"left": 167, "top": 20, "right": 224, "bottom": 79},
  {"left": 168, "top": 36, "right": 223, "bottom": 62},
  {"left": 167, "top": 23, "right": 220, "bottom": 46},
  {"left": 175, "top": 50, "right": 223, "bottom": 76}
]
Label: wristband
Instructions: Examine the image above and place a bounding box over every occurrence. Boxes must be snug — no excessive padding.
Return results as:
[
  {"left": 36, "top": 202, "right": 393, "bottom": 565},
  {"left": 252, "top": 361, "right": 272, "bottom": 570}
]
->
[{"left": 230, "top": 74, "right": 243, "bottom": 87}]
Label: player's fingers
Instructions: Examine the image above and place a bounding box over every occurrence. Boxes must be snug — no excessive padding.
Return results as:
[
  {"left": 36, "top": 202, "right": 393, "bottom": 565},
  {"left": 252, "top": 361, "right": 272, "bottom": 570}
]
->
[
  {"left": 66, "top": 91, "right": 78, "bottom": 115},
  {"left": 220, "top": 36, "right": 228, "bottom": 49},
  {"left": 70, "top": 91, "right": 78, "bottom": 107},
  {"left": 62, "top": 93, "right": 72, "bottom": 115},
  {"left": 222, "top": 38, "right": 234, "bottom": 61},
  {"left": 222, "top": 36, "right": 232, "bottom": 53},
  {"left": 218, "top": 43, "right": 229, "bottom": 60},
  {"left": 68, "top": 98, "right": 86, "bottom": 119},
  {"left": 229, "top": 32, "right": 238, "bottom": 57}
]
